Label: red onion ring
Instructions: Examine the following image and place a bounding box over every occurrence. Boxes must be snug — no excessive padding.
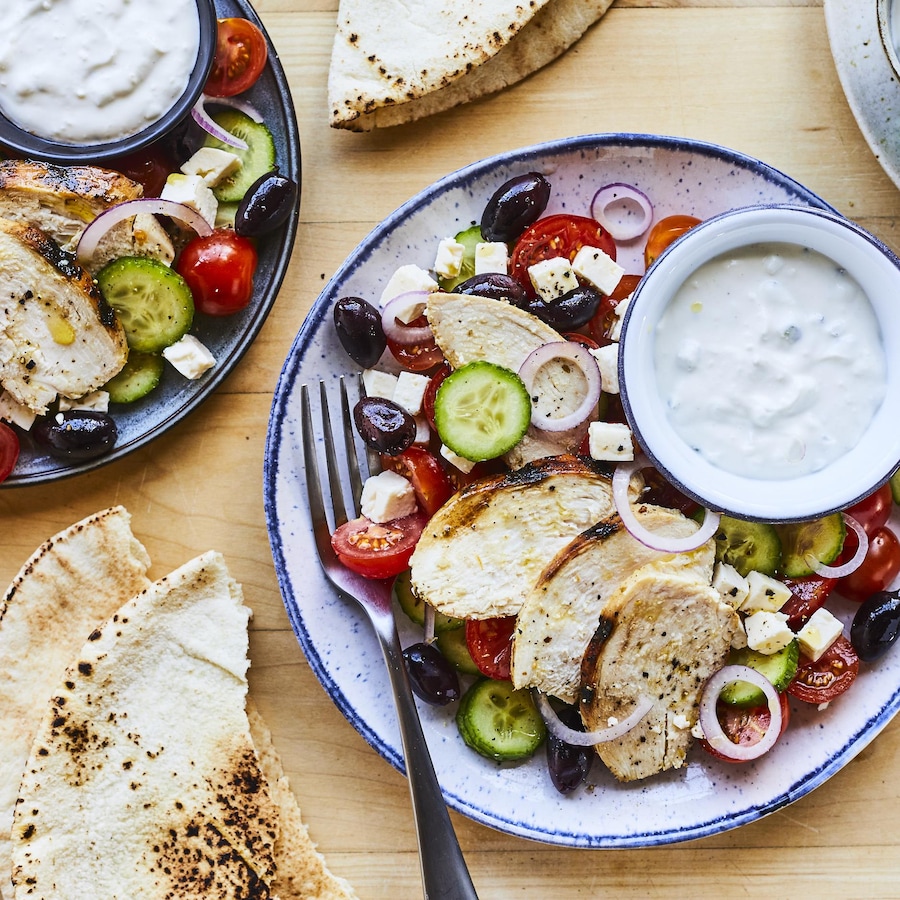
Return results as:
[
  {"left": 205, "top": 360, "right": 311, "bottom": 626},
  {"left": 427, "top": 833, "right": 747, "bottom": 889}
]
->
[
  {"left": 517, "top": 341, "right": 602, "bottom": 432},
  {"left": 75, "top": 199, "right": 214, "bottom": 266},
  {"left": 190, "top": 95, "right": 249, "bottom": 150},
  {"left": 381, "top": 292, "right": 433, "bottom": 345},
  {"left": 590, "top": 183, "right": 654, "bottom": 242},
  {"left": 698, "top": 665, "right": 782, "bottom": 761},
  {"left": 534, "top": 691, "right": 653, "bottom": 746},
  {"left": 203, "top": 93, "right": 264, "bottom": 123},
  {"left": 423, "top": 602, "right": 436, "bottom": 645},
  {"left": 805, "top": 513, "right": 868, "bottom": 578},
  {"left": 612, "top": 455, "right": 721, "bottom": 553}
]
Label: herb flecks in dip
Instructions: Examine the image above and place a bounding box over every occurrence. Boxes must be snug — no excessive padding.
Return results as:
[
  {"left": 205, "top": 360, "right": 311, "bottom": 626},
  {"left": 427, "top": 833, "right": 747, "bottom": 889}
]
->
[
  {"left": 654, "top": 242, "right": 886, "bottom": 480},
  {"left": 0, "top": 0, "right": 200, "bottom": 145}
]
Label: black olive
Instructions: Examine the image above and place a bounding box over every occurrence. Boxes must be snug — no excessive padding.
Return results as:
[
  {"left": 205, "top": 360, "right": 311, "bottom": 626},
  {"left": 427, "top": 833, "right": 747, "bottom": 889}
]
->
[
  {"left": 334, "top": 296, "right": 387, "bottom": 368},
  {"left": 545, "top": 704, "right": 593, "bottom": 794},
  {"left": 403, "top": 641, "right": 461, "bottom": 706},
  {"left": 519, "top": 285, "right": 604, "bottom": 331},
  {"left": 32, "top": 410, "right": 117, "bottom": 460},
  {"left": 480, "top": 172, "right": 551, "bottom": 243},
  {"left": 353, "top": 396, "right": 416, "bottom": 455},
  {"left": 851, "top": 588, "right": 900, "bottom": 661},
  {"left": 234, "top": 171, "right": 299, "bottom": 237},
  {"left": 455, "top": 272, "right": 530, "bottom": 304}
]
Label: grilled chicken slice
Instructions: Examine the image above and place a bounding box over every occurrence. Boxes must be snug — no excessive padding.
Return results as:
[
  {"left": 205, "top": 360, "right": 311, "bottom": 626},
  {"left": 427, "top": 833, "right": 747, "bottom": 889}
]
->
[
  {"left": 511, "top": 505, "right": 715, "bottom": 703},
  {"left": 409, "top": 455, "right": 616, "bottom": 620},
  {"left": 0, "top": 217, "right": 127, "bottom": 414},
  {"left": 579, "top": 560, "right": 737, "bottom": 782}
]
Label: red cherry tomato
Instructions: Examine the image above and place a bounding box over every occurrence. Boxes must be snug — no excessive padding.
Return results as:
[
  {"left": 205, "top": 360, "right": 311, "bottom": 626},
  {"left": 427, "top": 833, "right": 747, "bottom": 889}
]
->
[
  {"left": 380, "top": 447, "right": 454, "bottom": 517},
  {"left": 422, "top": 362, "right": 451, "bottom": 431},
  {"left": 176, "top": 229, "right": 258, "bottom": 316},
  {"left": 700, "top": 693, "right": 790, "bottom": 763},
  {"left": 780, "top": 575, "right": 837, "bottom": 630},
  {"left": 330, "top": 511, "right": 427, "bottom": 580},
  {"left": 787, "top": 636, "right": 859, "bottom": 704},
  {"left": 0, "top": 422, "right": 20, "bottom": 484},
  {"left": 837, "top": 526, "right": 900, "bottom": 603},
  {"left": 465, "top": 616, "right": 517, "bottom": 680},
  {"left": 107, "top": 147, "right": 174, "bottom": 197},
  {"left": 588, "top": 273, "right": 642, "bottom": 346},
  {"left": 205, "top": 17, "right": 268, "bottom": 98},
  {"left": 384, "top": 315, "right": 444, "bottom": 371},
  {"left": 845, "top": 483, "right": 893, "bottom": 537},
  {"left": 643, "top": 215, "right": 702, "bottom": 268},
  {"left": 510, "top": 214, "right": 617, "bottom": 296}
]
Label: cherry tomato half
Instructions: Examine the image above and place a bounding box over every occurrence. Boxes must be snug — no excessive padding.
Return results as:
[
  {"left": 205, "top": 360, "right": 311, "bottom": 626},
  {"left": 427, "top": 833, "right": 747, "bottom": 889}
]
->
[
  {"left": 510, "top": 214, "right": 616, "bottom": 296},
  {"left": 422, "top": 362, "right": 451, "bottom": 432},
  {"left": 846, "top": 483, "right": 893, "bottom": 537},
  {"left": 381, "top": 447, "right": 454, "bottom": 517},
  {"left": 330, "top": 511, "right": 427, "bottom": 580},
  {"left": 838, "top": 526, "right": 900, "bottom": 603},
  {"left": 205, "top": 17, "right": 268, "bottom": 98},
  {"left": 787, "top": 636, "right": 859, "bottom": 704},
  {"left": 465, "top": 616, "right": 517, "bottom": 681},
  {"left": 0, "top": 422, "right": 20, "bottom": 484},
  {"left": 780, "top": 575, "right": 837, "bottom": 630},
  {"left": 700, "top": 693, "right": 790, "bottom": 763},
  {"left": 588, "top": 273, "right": 642, "bottom": 346},
  {"left": 643, "top": 215, "right": 702, "bottom": 268},
  {"left": 177, "top": 229, "right": 258, "bottom": 316},
  {"left": 385, "top": 315, "right": 444, "bottom": 371}
]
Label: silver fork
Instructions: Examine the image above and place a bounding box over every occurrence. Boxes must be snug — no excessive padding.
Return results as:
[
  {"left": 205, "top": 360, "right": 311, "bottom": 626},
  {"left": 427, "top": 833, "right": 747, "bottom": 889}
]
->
[{"left": 301, "top": 376, "right": 480, "bottom": 900}]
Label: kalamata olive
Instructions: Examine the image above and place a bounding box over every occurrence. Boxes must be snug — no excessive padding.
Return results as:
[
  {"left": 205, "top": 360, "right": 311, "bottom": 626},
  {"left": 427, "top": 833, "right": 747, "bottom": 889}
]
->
[
  {"left": 546, "top": 704, "right": 593, "bottom": 794},
  {"left": 32, "top": 410, "right": 117, "bottom": 460},
  {"left": 851, "top": 588, "right": 900, "bottom": 661},
  {"left": 334, "top": 296, "right": 387, "bottom": 368},
  {"left": 235, "top": 170, "right": 299, "bottom": 236},
  {"left": 402, "top": 641, "right": 461, "bottom": 706},
  {"left": 480, "top": 172, "right": 551, "bottom": 243},
  {"left": 520, "top": 285, "right": 604, "bottom": 331},
  {"left": 353, "top": 396, "right": 416, "bottom": 455},
  {"left": 455, "top": 272, "right": 530, "bottom": 305}
]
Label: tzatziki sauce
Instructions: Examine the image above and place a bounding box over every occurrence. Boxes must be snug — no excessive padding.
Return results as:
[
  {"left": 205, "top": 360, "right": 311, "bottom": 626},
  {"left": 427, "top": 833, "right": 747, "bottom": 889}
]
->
[
  {"left": 0, "top": 0, "right": 200, "bottom": 144},
  {"left": 654, "top": 242, "right": 887, "bottom": 480}
]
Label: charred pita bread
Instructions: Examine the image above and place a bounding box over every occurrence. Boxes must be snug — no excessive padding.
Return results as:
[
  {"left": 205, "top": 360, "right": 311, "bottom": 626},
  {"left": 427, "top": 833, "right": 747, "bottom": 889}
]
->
[
  {"left": 0, "top": 506, "right": 152, "bottom": 899},
  {"left": 328, "top": 0, "right": 614, "bottom": 130}
]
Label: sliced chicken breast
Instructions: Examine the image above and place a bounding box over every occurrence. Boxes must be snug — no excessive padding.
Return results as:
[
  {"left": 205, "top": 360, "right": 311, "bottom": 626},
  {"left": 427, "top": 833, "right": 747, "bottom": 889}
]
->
[{"left": 512, "top": 505, "right": 715, "bottom": 703}]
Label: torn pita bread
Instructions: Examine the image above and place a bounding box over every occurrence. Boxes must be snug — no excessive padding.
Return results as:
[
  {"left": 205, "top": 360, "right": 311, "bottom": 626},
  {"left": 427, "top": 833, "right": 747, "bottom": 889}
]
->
[
  {"left": 328, "top": 0, "right": 615, "bottom": 131},
  {"left": 0, "top": 506, "right": 152, "bottom": 899}
]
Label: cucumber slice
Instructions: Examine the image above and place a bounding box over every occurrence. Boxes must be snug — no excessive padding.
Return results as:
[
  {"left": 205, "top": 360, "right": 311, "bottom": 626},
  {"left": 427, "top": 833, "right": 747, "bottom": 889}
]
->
[
  {"left": 714, "top": 516, "right": 782, "bottom": 577},
  {"left": 105, "top": 351, "right": 164, "bottom": 403},
  {"left": 97, "top": 257, "right": 194, "bottom": 354},
  {"left": 203, "top": 109, "right": 276, "bottom": 203},
  {"left": 434, "top": 361, "right": 531, "bottom": 461},
  {"left": 393, "top": 569, "right": 463, "bottom": 633},
  {"left": 720, "top": 641, "right": 800, "bottom": 706},
  {"left": 436, "top": 628, "right": 480, "bottom": 676},
  {"left": 456, "top": 678, "right": 546, "bottom": 762},
  {"left": 776, "top": 514, "right": 845, "bottom": 578},
  {"left": 438, "top": 224, "right": 482, "bottom": 291}
]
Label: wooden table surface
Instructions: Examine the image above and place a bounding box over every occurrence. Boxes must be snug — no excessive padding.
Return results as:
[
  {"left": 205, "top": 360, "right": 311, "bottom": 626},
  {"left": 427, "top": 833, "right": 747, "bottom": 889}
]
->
[{"left": 3, "top": 0, "right": 899, "bottom": 896}]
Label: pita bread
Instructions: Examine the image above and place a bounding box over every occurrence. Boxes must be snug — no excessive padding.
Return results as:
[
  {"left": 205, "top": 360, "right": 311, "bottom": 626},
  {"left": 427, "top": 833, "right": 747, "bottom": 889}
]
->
[
  {"left": 328, "top": 0, "right": 614, "bottom": 130},
  {"left": 0, "top": 506, "right": 152, "bottom": 898}
]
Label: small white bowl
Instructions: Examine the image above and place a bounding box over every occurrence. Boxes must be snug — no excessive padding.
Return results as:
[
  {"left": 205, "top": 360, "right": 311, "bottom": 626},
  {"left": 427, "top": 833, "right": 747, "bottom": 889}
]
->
[
  {"left": 877, "top": 0, "right": 900, "bottom": 83},
  {"left": 618, "top": 204, "right": 900, "bottom": 522}
]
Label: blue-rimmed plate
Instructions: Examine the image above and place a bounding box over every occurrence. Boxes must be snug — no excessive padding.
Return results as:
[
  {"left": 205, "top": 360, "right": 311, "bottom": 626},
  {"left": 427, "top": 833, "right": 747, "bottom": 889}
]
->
[{"left": 264, "top": 134, "right": 900, "bottom": 847}]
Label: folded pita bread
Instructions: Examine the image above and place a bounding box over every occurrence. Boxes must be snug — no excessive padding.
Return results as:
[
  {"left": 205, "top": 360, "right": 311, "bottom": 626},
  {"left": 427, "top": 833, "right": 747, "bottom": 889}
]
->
[{"left": 328, "top": 0, "right": 615, "bottom": 130}]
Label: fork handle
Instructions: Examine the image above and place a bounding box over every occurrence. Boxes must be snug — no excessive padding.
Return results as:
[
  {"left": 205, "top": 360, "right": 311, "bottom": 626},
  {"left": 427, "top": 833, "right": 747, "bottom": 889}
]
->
[{"left": 375, "top": 624, "right": 480, "bottom": 900}]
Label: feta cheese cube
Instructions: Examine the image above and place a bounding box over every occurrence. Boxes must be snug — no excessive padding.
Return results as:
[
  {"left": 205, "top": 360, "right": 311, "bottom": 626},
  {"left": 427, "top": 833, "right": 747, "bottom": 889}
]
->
[
  {"left": 433, "top": 237, "right": 465, "bottom": 280},
  {"left": 744, "top": 610, "right": 795, "bottom": 654},
  {"left": 589, "top": 343, "right": 620, "bottom": 394},
  {"left": 0, "top": 391, "right": 35, "bottom": 430},
  {"left": 712, "top": 562, "right": 750, "bottom": 608},
  {"left": 58, "top": 390, "right": 110, "bottom": 413},
  {"left": 360, "top": 470, "right": 418, "bottom": 523},
  {"left": 608, "top": 293, "right": 634, "bottom": 342},
  {"left": 740, "top": 571, "right": 792, "bottom": 614},
  {"left": 386, "top": 293, "right": 428, "bottom": 325},
  {"left": 160, "top": 173, "right": 218, "bottom": 227},
  {"left": 588, "top": 421, "right": 634, "bottom": 462},
  {"left": 362, "top": 369, "right": 399, "bottom": 399},
  {"left": 392, "top": 371, "right": 430, "bottom": 416},
  {"left": 527, "top": 256, "right": 577, "bottom": 302},
  {"left": 474, "top": 241, "right": 509, "bottom": 276},
  {"left": 180, "top": 147, "right": 242, "bottom": 186},
  {"left": 797, "top": 607, "right": 844, "bottom": 662},
  {"left": 671, "top": 713, "right": 691, "bottom": 731},
  {"left": 379, "top": 264, "right": 439, "bottom": 308},
  {"left": 440, "top": 443, "right": 476, "bottom": 473},
  {"left": 162, "top": 334, "right": 216, "bottom": 379},
  {"left": 571, "top": 245, "right": 625, "bottom": 295}
]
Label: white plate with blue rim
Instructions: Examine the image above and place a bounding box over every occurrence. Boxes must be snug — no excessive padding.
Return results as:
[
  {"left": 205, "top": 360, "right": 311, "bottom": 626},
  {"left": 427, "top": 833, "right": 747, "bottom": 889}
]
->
[{"left": 264, "top": 134, "right": 900, "bottom": 847}]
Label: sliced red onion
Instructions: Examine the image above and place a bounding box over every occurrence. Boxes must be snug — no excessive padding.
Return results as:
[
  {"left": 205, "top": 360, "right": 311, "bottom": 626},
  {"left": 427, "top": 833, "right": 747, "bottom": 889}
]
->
[
  {"left": 517, "top": 341, "right": 602, "bottom": 433},
  {"left": 75, "top": 199, "right": 214, "bottom": 266},
  {"left": 612, "top": 455, "right": 721, "bottom": 553},
  {"left": 699, "top": 665, "right": 782, "bottom": 761},
  {"left": 805, "top": 513, "right": 868, "bottom": 578},
  {"left": 191, "top": 95, "right": 249, "bottom": 150},
  {"left": 590, "top": 183, "right": 654, "bottom": 242},
  {"left": 534, "top": 691, "right": 653, "bottom": 746},
  {"left": 381, "top": 292, "right": 433, "bottom": 345},
  {"left": 204, "top": 93, "right": 264, "bottom": 123},
  {"left": 423, "top": 602, "right": 436, "bottom": 645}
]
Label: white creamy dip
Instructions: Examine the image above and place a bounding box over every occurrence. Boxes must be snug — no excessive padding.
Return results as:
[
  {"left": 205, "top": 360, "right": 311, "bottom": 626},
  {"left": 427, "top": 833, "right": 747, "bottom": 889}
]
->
[
  {"left": 0, "top": 0, "right": 200, "bottom": 144},
  {"left": 654, "top": 242, "right": 887, "bottom": 480}
]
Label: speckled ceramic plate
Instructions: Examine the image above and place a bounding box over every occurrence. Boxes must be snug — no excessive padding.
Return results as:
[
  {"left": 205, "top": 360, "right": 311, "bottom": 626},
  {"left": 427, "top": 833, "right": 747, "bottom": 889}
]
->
[
  {"left": 265, "top": 134, "right": 900, "bottom": 847},
  {"left": 3, "top": 0, "right": 300, "bottom": 487},
  {"left": 825, "top": 0, "right": 900, "bottom": 190}
]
